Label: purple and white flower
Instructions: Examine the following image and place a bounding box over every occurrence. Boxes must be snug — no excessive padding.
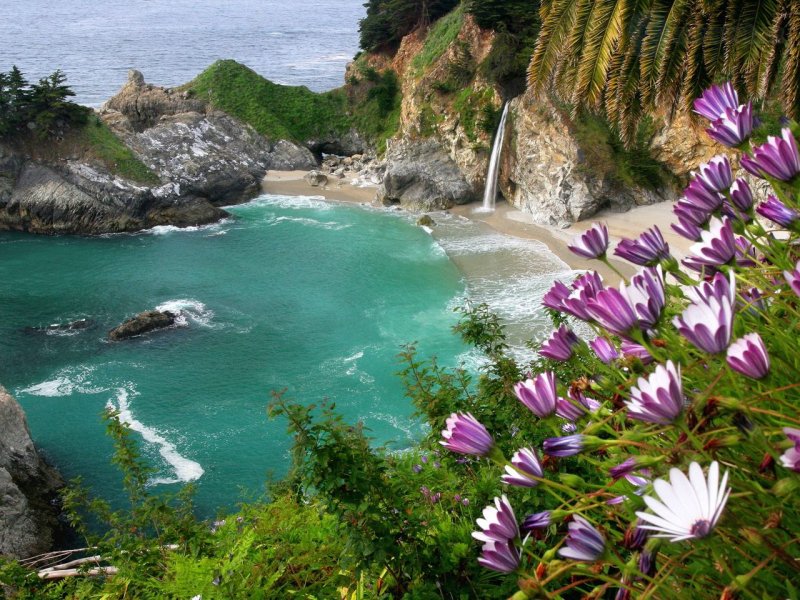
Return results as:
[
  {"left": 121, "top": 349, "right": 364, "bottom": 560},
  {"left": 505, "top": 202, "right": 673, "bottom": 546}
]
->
[
  {"left": 693, "top": 82, "right": 739, "bottom": 121},
  {"left": 610, "top": 457, "right": 638, "bottom": 480},
  {"left": 626, "top": 361, "right": 685, "bottom": 424},
  {"left": 543, "top": 434, "right": 584, "bottom": 457},
  {"left": 636, "top": 461, "right": 730, "bottom": 542},
  {"left": 726, "top": 333, "right": 770, "bottom": 379},
  {"left": 784, "top": 260, "right": 800, "bottom": 297},
  {"left": 729, "top": 178, "right": 753, "bottom": 212},
  {"left": 706, "top": 103, "right": 754, "bottom": 147},
  {"left": 671, "top": 215, "right": 703, "bottom": 241},
  {"left": 440, "top": 412, "right": 494, "bottom": 456},
  {"left": 521, "top": 511, "right": 552, "bottom": 531},
  {"left": 558, "top": 515, "right": 606, "bottom": 561},
  {"left": 569, "top": 388, "right": 601, "bottom": 412},
  {"left": 695, "top": 155, "right": 733, "bottom": 192},
  {"left": 780, "top": 428, "right": 800, "bottom": 472},
  {"left": 685, "top": 217, "right": 737, "bottom": 268},
  {"left": 501, "top": 447, "right": 544, "bottom": 487},
  {"left": 562, "top": 272, "right": 605, "bottom": 320},
  {"left": 756, "top": 195, "right": 799, "bottom": 228},
  {"left": 620, "top": 340, "right": 654, "bottom": 365},
  {"left": 741, "top": 128, "right": 800, "bottom": 181},
  {"left": 684, "top": 178, "right": 725, "bottom": 212},
  {"left": 626, "top": 266, "right": 666, "bottom": 329},
  {"left": 568, "top": 223, "right": 609, "bottom": 259},
  {"left": 556, "top": 397, "right": 588, "bottom": 421},
  {"left": 587, "top": 287, "right": 639, "bottom": 337},
  {"left": 542, "top": 280, "right": 572, "bottom": 313},
  {"left": 674, "top": 273, "right": 735, "bottom": 354},
  {"left": 473, "top": 494, "right": 519, "bottom": 543},
  {"left": 674, "top": 197, "right": 712, "bottom": 227},
  {"left": 540, "top": 325, "right": 580, "bottom": 361},
  {"left": 614, "top": 226, "right": 671, "bottom": 266},
  {"left": 590, "top": 337, "right": 619, "bottom": 364},
  {"left": 476, "top": 539, "right": 520, "bottom": 573},
  {"left": 514, "top": 371, "right": 558, "bottom": 418}
]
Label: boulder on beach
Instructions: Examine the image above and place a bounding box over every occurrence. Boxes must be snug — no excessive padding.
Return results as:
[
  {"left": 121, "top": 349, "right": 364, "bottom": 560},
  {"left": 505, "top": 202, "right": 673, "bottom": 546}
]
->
[
  {"left": 416, "top": 215, "right": 436, "bottom": 227},
  {"left": 108, "top": 310, "right": 176, "bottom": 341},
  {"left": 304, "top": 170, "right": 328, "bottom": 187}
]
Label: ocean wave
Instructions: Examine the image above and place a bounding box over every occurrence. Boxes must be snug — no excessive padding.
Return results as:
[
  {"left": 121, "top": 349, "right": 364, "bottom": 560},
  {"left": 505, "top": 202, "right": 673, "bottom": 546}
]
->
[
  {"left": 265, "top": 215, "right": 351, "bottom": 231},
  {"left": 155, "top": 298, "right": 216, "bottom": 328},
  {"left": 236, "top": 194, "right": 332, "bottom": 211},
  {"left": 18, "top": 365, "right": 105, "bottom": 397},
  {"left": 108, "top": 387, "right": 204, "bottom": 485},
  {"left": 143, "top": 219, "right": 231, "bottom": 236}
]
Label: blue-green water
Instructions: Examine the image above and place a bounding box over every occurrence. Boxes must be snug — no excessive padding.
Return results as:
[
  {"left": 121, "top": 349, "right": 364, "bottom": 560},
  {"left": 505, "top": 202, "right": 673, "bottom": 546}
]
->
[{"left": 0, "top": 195, "right": 469, "bottom": 515}]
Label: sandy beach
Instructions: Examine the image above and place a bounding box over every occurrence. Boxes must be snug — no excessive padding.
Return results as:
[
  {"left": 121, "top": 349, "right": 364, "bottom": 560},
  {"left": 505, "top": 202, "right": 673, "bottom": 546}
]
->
[{"left": 262, "top": 170, "right": 690, "bottom": 282}]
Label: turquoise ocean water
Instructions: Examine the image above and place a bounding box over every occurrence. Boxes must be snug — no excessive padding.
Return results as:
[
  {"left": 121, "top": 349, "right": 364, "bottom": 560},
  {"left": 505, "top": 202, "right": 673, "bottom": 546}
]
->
[{"left": 0, "top": 196, "right": 470, "bottom": 514}]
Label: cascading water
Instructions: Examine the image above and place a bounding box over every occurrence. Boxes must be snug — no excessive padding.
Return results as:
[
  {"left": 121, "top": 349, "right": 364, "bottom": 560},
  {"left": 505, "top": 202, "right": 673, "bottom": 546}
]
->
[{"left": 480, "top": 102, "right": 510, "bottom": 211}]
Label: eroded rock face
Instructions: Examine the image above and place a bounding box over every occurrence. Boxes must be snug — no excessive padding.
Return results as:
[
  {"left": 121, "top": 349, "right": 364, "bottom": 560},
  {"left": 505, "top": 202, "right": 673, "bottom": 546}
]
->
[
  {"left": 0, "top": 385, "right": 63, "bottom": 559},
  {"left": 503, "top": 91, "right": 667, "bottom": 227},
  {"left": 304, "top": 170, "right": 329, "bottom": 187},
  {"left": 377, "top": 139, "right": 475, "bottom": 211},
  {"left": 0, "top": 159, "right": 225, "bottom": 234},
  {"left": 108, "top": 310, "right": 176, "bottom": 341}
]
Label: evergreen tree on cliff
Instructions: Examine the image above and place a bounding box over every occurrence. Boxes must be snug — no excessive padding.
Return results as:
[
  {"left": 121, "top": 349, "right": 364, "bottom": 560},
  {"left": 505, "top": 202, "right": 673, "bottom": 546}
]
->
[
  {"left": 359, "top": 0, "right": 459, "bottom": 51},
  {"left": 528, "top": 0, "right": 800, "bottom": 142}
]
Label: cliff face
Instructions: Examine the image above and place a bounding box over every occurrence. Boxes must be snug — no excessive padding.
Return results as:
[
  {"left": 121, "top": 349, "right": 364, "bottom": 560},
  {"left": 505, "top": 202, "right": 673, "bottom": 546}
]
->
[
  {"left": 0, "top": 70, "right": 319, "bottom": 235},
  {"left": 0, "top": 385, "right": 63, "bottom": 559}
]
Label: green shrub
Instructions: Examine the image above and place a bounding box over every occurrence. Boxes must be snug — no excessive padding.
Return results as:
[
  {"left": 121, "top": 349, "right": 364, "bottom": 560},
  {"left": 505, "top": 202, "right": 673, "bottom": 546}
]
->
[
  {"left": 77, "top": 115, "right": 160, "bottom": 185},
  {"left": 411, "top": 6, "right": 464, "bottom": 76}
]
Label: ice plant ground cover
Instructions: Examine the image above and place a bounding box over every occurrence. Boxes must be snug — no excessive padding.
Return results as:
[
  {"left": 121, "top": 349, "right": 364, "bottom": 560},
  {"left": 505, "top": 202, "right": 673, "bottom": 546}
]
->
[{"left": 442, "top": 83, "right": 800, "bottom": 598}]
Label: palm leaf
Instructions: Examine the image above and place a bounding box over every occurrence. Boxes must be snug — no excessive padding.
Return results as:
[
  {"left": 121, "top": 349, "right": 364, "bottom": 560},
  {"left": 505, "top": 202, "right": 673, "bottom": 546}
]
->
[
  {"left": 782, "top": 1, "right": 800, "bottom": 120},
  {"left": 528, "top": 0, "right": 581, "bottom": 93}
]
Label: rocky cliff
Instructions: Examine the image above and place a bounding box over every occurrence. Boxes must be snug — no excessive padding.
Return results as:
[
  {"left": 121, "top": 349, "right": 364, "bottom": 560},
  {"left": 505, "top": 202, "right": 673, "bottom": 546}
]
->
[
  {"left": 0, "top": 385, "right": 63, "bottom": 559},
  {"left": 0, "top": 70, "right": 319, "bottom": 235}
]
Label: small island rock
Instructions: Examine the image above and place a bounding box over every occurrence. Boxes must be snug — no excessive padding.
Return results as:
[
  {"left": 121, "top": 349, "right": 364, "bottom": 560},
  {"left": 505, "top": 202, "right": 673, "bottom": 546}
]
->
[{"left": 108, "top": 310, "right": 176, "bottom": 341}]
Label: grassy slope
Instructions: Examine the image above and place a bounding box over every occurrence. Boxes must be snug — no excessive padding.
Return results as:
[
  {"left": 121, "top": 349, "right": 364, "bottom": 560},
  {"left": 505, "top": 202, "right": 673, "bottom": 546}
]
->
[
  {"left": 181, "top": 59, "right": 349, "bottom": 142},
  {"left": 411, "top": 6, "right": 464, "bottom": 75}
]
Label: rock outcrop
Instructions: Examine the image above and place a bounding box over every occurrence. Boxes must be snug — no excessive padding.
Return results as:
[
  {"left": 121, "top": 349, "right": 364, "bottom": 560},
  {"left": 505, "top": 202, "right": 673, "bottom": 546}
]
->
[
  {"left": 0, "top": 151, "right": 225, "bottom": 234},
  {"left": 502, "top": 91, "right": 668, "bottom": 227},
  {"left": 0, "top": 385, "right": 63, "bottom": 559},
  {"left": 377, "top": 139, "right": 475, "bottom": 210},
  {"left": 101, "top": 70, "right": 316, "bottom": 205},
  {"left": 304, "top": 170, "right": 329, "bottom": 187},
  {"left": 108, "top": 310, "right": 176, "bottom": 341}
]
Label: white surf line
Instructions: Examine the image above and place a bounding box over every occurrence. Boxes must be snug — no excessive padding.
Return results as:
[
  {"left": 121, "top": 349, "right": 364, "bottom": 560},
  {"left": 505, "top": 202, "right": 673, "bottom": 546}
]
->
[{"left": 109, "top": 388, "right": 204, "bottom": 485}]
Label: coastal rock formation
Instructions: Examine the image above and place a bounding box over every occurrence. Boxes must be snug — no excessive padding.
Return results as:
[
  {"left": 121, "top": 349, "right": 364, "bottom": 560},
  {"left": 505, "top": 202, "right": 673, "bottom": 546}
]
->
[
  {"left": 377, "top": 139, "right": 475, "bottom": 211},
  {"left": 108, "top": 310, "right": 176, "bottom": 341},
  {"left": 502, "top": 92, "right": 667, "bottom": 227},
  {"left": 0, "top": 154, "right": 225, "bottom": 234},
  {"left": 0, "top": 385, "right": 63, "bottom": 559},
  {"left": 304, "top": 170, "right": 328, "bottom": 187}
]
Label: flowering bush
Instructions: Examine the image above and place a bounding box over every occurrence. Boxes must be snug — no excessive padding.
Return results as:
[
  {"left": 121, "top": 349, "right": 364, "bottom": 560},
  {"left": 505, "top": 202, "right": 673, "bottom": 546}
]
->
[{"left": 443, "top": 83, "right": 800, "bottom": 598}]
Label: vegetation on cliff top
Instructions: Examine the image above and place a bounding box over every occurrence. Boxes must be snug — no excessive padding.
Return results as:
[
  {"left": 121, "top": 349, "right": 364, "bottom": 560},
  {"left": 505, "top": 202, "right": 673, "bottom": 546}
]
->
[
  {"left": 181, "top": 60, "right": 350, "bottom": 142},
  {"left": 1, "top": 67, "right": 158, "bottom": 185}
]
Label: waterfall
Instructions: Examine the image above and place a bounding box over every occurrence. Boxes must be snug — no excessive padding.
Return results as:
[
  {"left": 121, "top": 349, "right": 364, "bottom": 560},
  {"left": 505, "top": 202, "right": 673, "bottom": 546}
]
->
[{"left": 481, "top": 102, "right": 510, "bottom": 211}]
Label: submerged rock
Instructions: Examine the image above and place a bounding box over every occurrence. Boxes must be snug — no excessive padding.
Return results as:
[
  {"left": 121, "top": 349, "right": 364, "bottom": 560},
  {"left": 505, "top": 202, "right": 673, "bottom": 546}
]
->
[
  {"left": 0, "top": 385, "right": 63, "bottom": 558},
  {"left": 108, "top": 310, "right": 176, "bottom": 341},
  {"left": 377, "top": 140, "right": 474, "bottom": 211}
]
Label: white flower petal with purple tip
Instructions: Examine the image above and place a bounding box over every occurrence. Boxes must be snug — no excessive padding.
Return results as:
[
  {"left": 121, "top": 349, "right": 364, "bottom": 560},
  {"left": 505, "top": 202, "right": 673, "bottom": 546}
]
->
[
  {"left": 674, "top": 273, "right": 735, "bottom": 354},
  {"left": 590, "top": 337, "right": 619, "bottom": 364},
  {"left": 440, "top": 412, "right": 494, "bottom": 456},
  {"left": 514, "top": 371, "right": 558, "bottom": 418},
  {"left": 539, "top": 325, "right": 580, "bottom": 361},
  {"left": 587, "top": 287, "right": 639, "bottom": 337},
  {"left": 706, "top": 103, "right": 754, "bottom": 147},
  {"left": 693, "top": 82, "right": 739, "bottom": 121},
  {"left": 726, "top": 333, "right": 770, "bottom": 379},
  {"left": 558, "top": 515, "right": 605, "bottom": 561},
  {"left": 626, "top": 266, "right": 666, "bottom": 329},
  {"left": 568, "top": 222, "right": 609, "bottom": 259},
  {"left": 686, "top": 216, "right": 736, "bottom": 268},
  {"left": 473, "top": 495, "right": 519, "bottom": 543},
  {"left": 626, "top": 361, "right": 685, "bottom": 424},
  {"left": 614, "top": 226, "right": 670, "bottom": 266},
  {"left": 756, "top": 195, "right": 799, "bottom": 228},
  {"left": 741, "top": 128, "right": 800, "bottom": 181},
  {"left": 780, "top": 428, "right": 800, "bottom": 472},
  {"left": 501, "top": 447, "right": 544, "bottom": 487},
  {"left": 729, "top": 178, "right": 753, "bottom": 211},
  {"left": 695, "top": 155, "right": 733, "bottom": 192},
  {"left": 477, "top": 539, "right": 520, "bottom": 573},
  {"left": 636, "top": 461, "right": 730, "bottom": 542},
  {"left": 685, "top": 178, "right": 725, "bottom": 212},
  {"left": 784, "top": 260, "right": 800, "bottom": 297}
]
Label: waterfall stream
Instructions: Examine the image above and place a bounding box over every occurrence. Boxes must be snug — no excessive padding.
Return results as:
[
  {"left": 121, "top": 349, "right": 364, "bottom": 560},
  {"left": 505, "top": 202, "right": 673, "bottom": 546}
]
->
[{"left": 480, "top": 102, "right": 510, "bottom": 212}]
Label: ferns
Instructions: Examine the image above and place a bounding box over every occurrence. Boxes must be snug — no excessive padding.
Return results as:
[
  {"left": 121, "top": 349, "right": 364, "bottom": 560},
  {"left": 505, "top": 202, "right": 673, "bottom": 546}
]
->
[{"left": 528, "top": 0, "right": 800, "bottom": 141}]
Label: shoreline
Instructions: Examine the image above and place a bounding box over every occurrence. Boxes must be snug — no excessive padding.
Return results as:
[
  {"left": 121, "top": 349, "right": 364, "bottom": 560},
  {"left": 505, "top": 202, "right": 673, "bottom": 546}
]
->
[{"left": 262, "top": 171, "right": 692, "bottom": 283}]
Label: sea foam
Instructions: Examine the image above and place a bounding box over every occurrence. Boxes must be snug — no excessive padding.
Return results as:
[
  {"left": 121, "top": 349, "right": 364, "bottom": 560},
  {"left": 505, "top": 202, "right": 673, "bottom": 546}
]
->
[
  {"left": 155, "top": 298, "right": 215, "bottom": 328},
  {"left": 109, "top": 388, "right": 204, "bottom": 485}
]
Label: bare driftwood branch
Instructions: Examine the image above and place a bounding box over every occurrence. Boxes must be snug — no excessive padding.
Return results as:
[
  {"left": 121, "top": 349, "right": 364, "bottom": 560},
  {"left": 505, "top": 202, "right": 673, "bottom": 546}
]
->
[{"left": 39, "top": 566, "right": 118, "bottom": 581}]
